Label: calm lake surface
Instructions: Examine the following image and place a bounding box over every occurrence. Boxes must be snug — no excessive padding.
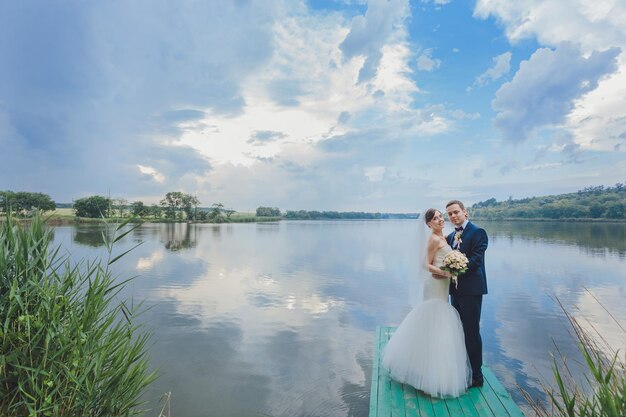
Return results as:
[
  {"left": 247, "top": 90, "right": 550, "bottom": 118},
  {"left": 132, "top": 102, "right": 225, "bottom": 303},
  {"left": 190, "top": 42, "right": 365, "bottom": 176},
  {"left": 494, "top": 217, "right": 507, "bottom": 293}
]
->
[{"left": 51, "top": 220, "right": 626, "bottom": 417}]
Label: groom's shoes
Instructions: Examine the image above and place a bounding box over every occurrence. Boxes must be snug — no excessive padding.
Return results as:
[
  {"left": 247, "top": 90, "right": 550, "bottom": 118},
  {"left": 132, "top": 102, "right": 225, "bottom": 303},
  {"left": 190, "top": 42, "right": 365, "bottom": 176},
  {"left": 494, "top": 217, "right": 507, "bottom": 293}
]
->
[{"left": 470, "top": 377, "right": 484, "bottom": 388}]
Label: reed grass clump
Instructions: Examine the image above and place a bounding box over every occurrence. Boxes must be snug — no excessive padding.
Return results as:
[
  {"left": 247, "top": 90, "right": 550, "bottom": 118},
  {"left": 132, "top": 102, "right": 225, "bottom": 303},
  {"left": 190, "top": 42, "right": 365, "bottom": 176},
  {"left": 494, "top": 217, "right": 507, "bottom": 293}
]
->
[
  {"left": 0, "top": 213, "right": 156, "bottom": 416},
  {"left": 524, "top": 296, "right": 625, "bottom": 417}
]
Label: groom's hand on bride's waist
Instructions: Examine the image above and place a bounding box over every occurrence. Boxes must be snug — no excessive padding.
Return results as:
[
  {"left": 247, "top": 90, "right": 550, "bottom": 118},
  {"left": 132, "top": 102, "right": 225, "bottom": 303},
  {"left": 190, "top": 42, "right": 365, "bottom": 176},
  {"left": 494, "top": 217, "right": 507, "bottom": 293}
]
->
[{"left": 431, "top": 273, "right": 449, "bottom": 280}]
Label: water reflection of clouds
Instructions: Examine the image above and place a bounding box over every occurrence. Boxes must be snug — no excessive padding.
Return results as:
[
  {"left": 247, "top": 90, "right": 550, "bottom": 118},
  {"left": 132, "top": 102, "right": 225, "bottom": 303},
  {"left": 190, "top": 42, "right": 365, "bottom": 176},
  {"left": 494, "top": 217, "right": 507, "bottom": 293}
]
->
[
  {"left": 154, "top": 264, "right": 347, "bottom": 328},
  {"left": 143, "top": 312, "right": 273, "bottom": 417},
  {"left": 574, "top": 288, "right": 626, "bottom": 364},
  {"left": 151, "top": 270, "right": 368, "bottom": 416},
  {"left": 364, "top": 251, "right": 386, "bottom": 272},
  {"left": 142, "top": 223, "right": 375, "bottom": 416},
  {"left": 135, "top": 250, "right": 165, "bottom": 270}
]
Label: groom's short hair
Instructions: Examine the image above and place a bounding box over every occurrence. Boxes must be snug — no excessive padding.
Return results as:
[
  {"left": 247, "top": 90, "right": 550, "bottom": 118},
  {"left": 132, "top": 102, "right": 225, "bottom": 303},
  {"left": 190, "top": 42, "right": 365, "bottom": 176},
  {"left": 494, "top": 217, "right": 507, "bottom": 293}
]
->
[{"left": 446, "top": 200, "right": 465, "bottom": 210}]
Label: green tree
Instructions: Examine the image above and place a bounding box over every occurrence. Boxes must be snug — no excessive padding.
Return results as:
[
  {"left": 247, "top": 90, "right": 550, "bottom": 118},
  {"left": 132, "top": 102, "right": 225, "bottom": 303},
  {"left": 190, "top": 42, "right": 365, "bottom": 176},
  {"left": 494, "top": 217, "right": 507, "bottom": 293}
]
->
[
  {"left": 589, "top": 202, "right": 606, "bottom": 218},
  {"left": 605, "top": 201, "right": 625, "bottom": 219},
  {"left": 181, "top": 194, "right": 200, "bottom": 221},
  {"left": 196, "top": 210, "right": 208, "bottom": 221},
  {"left": 210, "top": 203, "right": 224, "bottom": 221},
  {"left": 113, "top": 197, "right": 128, "bottom": 217},
  {"left": 256, "top": 206, "right": 281, "bottom": 217},
  {"left": 74, "top": 195, "right": 112, "bottom": 218},
  {"left": 159, "top": 192, "right": 200, "bottom": 220},
  {"left": 131, "top": 201, "right": 147, "bottom": 217},
  {"left": 0, "top": 191, "right": 56, "bottom": 214},
  {"left": 160, "top": 191, "right": 184, "bottom": 219},
  {"left": 148, "top": 204, "right": 163, "bottom": 219}
]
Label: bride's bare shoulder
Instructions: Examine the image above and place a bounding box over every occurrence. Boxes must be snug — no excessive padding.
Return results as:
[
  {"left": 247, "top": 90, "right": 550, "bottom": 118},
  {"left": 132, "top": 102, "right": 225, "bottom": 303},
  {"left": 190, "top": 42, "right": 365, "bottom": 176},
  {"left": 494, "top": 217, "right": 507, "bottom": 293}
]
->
[
  {"left": 429, "top": 234, "right": 447, "bottom": 249},
  {"left": 427, "top": 234, "right": 445, "bottom": 249}
]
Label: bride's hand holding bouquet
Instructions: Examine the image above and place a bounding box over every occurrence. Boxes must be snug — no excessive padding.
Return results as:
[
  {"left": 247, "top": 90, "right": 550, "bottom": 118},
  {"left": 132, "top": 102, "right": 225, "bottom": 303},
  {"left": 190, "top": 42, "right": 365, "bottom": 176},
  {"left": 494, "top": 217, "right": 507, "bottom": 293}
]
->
[{"left": 441, "top": 251, "right": 469, "bottom": 288}]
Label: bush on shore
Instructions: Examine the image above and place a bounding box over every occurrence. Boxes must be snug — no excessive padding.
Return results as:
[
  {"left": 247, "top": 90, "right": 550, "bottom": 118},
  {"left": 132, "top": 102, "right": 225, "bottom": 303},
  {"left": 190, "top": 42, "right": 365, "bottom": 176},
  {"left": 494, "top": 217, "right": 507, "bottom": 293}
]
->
[{"left": 0, "top": 213, "right": 155, "bottom": 416}]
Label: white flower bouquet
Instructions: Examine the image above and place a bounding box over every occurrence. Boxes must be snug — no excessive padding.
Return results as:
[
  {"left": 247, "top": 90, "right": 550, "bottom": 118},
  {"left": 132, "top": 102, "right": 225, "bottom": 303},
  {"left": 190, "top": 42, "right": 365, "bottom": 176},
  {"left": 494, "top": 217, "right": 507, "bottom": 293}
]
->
[{"left": 441, "top": 250, "right": 469, "bottom": 288}]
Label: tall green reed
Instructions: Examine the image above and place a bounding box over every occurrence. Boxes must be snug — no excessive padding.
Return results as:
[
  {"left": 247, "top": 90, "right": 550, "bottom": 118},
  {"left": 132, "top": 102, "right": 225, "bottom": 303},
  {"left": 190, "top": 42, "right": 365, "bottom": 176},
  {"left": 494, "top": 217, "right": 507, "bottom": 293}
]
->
[
  {"left": 524, "top": 295, "right": 625, "bottom": 417},
  {"left": 0, "top": 213, "right": 156, "bottom": 416}
]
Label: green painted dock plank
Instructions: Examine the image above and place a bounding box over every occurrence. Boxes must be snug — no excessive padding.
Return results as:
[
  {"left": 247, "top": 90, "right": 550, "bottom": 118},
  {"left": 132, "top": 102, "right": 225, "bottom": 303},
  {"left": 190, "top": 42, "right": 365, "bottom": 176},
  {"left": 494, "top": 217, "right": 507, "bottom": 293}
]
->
[
  {"left": 403, "top": 383, "right": 419, "bottom": 416},
  {"left": 431, "top": 396, "right": 450, "bottom": 417},
  {"left": 416, "top": 390, "right": 435, "bottom": 417},
  {"left": 370, "top": 326, "right": 525, "bottom": 417},
  {"left": 378, "top": 328, "right": 392, "bottom": 417},
  {"left": 482, "top": 368, "right": 525, "bottom": 417},
  {"left": 370, "top": 327, "right": 382, "bottom": 417},
  {"left": 455, "top": 390, "right": 481, "bottom": 417},
  {"left": 390, "top": 379, "right": 406, "bottom": 417},
  {"left": 479, "top": 373, "right": 514, "bottom": 417},
  {"left": 467, "top": 386, "right": 497, "bottom": 417},
  {"left": 444, "top": 397, "right": 466, "bottom": 417}
]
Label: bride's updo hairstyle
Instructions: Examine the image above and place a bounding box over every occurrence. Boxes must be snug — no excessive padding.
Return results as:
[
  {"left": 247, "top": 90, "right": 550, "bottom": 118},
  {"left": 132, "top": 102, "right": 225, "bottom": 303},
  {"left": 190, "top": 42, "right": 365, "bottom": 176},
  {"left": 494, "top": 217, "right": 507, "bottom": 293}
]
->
[{"left": 424, "top": 208, "right": 439, "bottom": 225}]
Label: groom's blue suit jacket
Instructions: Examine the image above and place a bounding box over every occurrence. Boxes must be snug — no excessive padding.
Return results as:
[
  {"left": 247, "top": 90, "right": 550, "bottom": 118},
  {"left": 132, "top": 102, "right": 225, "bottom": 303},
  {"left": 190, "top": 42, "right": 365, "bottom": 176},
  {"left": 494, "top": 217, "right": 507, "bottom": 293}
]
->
[{"left": 447, "top": 221, "right": 488, "bottom": 296}]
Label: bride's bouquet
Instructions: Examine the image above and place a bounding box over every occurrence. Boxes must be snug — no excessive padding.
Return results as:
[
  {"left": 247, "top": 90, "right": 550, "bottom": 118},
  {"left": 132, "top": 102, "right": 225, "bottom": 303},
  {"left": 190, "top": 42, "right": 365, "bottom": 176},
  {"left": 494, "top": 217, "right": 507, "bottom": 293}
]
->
[{"left": 441, "top": 250, "right": 469, "bottom": 288}]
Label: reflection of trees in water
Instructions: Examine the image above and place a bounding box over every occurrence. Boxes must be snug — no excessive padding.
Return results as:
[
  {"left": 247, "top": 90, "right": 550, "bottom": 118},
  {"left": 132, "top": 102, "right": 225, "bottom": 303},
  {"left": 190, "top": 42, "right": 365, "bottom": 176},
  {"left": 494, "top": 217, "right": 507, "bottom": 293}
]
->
[
  {"left": 160, "top": 223, "right": 198, "bottom": 252},
  {"left": 72, "top": 223, "right": 209, "bottom": 251},
  {"left": 483, "top": 221, "right": 626, "bottom": 257},
  {"left": 73, "top": 226, "right": 110, "bottom": 247},
  {"left": 73, "top": 224, "right": 141, "bottom": 247},
  {"left": 208, "top": 225, "right": 222, "bottom": 238},
  {"left": 202, "top": 224, "right": 236, "bottom": 240},
  {"left": 256, "top": 223, "right": 280, "bottom": 233}
]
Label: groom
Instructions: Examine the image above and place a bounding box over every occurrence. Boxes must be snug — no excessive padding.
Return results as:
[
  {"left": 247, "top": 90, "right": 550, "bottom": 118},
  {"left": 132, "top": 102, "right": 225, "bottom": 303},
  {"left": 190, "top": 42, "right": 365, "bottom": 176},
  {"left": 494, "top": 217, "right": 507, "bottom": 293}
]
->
[{"left": 445, "top": 200, "right": 488, "bottom": 388}]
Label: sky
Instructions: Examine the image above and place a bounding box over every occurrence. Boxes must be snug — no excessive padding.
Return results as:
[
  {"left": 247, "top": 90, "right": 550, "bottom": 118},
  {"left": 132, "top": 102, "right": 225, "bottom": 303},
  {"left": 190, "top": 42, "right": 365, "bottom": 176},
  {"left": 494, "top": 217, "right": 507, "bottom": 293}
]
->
[{"left": 1, "top": 0, "right": 625, "bottom": 212}]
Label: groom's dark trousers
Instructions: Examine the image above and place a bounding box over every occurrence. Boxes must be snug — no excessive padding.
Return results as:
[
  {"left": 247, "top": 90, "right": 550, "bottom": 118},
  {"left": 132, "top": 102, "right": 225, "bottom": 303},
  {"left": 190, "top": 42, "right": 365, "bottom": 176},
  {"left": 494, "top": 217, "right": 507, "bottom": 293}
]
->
[{"left": 448, "top": 222, "right": 488, "bottom": 381}]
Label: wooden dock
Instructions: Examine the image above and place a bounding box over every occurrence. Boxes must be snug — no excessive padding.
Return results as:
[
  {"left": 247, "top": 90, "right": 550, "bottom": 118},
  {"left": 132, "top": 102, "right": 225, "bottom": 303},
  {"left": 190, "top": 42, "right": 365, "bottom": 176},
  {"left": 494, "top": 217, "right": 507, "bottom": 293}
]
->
[{"left": 370, "top": 327, "right": 525, "bottom": 417}]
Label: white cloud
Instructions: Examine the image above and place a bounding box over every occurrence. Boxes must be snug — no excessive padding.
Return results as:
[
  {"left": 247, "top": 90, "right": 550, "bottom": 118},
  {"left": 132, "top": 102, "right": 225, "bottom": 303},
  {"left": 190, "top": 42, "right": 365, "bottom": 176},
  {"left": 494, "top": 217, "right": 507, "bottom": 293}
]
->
[
  {"left": 364, "top": 165, "right": 386, "bottom": 181},
  {"left": 475, "top": 51, "right": 511, "bottom": 86},
  {"left": 416, "top": 48, "right": 441, "bottom": 71},
  {"left": 492, "top": 43, "right": 619, "bottom": 143},
  {"left": 371, "top": 41, "right": 421, "bottom": 109},
  {"left": 473, "top": 0, "right": 625, "bottom": 52},
  {"left": 565, "top": 58, "right": 626, "bottom": 151},
  {"left": 451, "top": 109, "right": 481, "bottom": 120},
  {"left": 137, "top": 164, "right": 166, "bottom": 183},
  {"left": 339, "top": 0, "right": 410, "bottom": 82},
  {"left": 521, "top": 162, "right": 562, "bottom": 171},
  {"left": 474, "top": 0, "right": 626, "bottom": 150}
]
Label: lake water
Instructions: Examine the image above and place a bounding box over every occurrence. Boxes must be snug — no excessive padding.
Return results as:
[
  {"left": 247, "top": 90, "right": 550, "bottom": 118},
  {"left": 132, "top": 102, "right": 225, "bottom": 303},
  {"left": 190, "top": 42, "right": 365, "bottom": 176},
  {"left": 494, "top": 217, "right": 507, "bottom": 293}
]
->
[{"left": 50, "top": 220, "right": 626, "bottom": 417}]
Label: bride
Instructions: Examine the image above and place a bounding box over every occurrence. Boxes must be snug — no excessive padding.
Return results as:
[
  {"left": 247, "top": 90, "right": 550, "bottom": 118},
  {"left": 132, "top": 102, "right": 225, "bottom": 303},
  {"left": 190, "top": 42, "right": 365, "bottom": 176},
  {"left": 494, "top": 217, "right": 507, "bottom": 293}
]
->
[{"left": 382, "top": 208, "right": 470, "bottom": 398}]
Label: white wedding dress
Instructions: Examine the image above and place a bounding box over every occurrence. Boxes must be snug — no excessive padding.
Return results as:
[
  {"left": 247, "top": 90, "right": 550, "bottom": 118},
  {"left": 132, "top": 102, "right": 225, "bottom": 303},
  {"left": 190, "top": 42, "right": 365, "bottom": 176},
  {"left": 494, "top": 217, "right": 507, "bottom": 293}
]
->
[{"left": 382, "top": 245, "right": 470, "bottom": 398}]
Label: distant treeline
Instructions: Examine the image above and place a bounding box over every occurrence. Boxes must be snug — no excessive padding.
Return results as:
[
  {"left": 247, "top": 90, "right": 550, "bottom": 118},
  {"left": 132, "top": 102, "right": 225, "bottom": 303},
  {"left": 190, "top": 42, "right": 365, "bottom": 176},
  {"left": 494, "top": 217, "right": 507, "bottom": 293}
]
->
[
  {"left": 471, "top": 182, "right": 626, "bottom": 220},
  {"left": 283, "top": 210, "right": 417, "bottom": 220}
]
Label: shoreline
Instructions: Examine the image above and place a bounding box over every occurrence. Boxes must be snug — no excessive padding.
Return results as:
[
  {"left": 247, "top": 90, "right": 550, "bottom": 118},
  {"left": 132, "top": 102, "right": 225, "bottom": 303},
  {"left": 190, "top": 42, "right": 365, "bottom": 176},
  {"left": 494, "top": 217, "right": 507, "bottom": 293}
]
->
[
  {"left": 4, "top": 214, "right": 626, "bottom": 225},
  {"left": 4, "top": 215, "right": 284, "bottom": 226},
  {"left": 472, "top": 216, "right": 626, "bottom": 223}
]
